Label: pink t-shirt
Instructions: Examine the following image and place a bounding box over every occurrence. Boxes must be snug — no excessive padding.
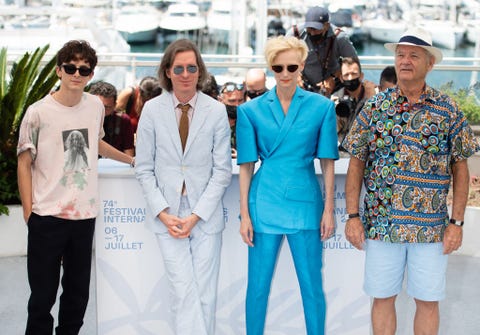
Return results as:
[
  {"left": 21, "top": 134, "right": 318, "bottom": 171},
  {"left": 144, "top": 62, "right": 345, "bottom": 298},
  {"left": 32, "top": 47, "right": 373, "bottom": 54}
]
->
[{"left": 17, "top": 93, "right": 105, "bottom": 220}]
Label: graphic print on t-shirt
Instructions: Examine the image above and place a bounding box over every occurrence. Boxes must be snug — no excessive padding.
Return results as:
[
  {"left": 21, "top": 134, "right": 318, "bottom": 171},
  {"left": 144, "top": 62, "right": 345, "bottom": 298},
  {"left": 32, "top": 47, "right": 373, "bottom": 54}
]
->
[{"left": 63, "top": 128, "right": 89, "bottom": 171}]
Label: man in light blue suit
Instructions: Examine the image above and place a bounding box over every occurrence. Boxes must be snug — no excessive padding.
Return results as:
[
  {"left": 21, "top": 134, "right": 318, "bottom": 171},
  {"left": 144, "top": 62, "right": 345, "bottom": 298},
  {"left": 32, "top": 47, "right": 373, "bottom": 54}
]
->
[
  {"left": 237, "top": 36, "right": 339, "bottom": 335},
  {"left": 135, "top": 39, "right": 232, "bottom": 335}
]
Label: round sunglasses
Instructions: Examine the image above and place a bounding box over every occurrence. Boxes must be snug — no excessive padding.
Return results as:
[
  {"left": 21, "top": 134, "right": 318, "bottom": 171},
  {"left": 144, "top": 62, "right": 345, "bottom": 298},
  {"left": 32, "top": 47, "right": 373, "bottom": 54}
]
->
[
  {"left": 61, "top": 64, "right": 93, "bottom": 77},
  {"left": 271, "top": 64, "right": 299, "bottom": 73},
  {"left": 221, "top": 82, "right": 244, "bottom": 93},
  {"left": 172, "top": 65, "right": 198, "bottom": 75}
]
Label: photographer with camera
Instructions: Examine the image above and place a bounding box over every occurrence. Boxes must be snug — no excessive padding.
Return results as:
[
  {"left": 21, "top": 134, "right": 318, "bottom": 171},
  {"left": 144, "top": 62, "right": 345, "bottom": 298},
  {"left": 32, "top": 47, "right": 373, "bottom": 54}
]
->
[
  {"left": 333, "top": 56, "right": 375, "bottom": 146},
  {"left": 289, "top": 6, "right": 358, "bottom": 96}
]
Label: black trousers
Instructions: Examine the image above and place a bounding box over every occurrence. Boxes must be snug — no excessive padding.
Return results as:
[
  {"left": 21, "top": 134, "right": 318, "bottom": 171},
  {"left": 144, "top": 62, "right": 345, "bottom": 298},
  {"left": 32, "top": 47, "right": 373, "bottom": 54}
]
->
[{"left": 25, "top": 213, "right": 95, "bottom": 335}]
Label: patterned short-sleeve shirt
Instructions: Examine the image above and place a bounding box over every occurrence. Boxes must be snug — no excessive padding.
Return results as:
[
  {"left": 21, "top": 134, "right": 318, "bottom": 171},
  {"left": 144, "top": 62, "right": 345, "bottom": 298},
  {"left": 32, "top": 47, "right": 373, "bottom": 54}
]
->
[{"left": 342, "top": 85, "right": 479, "bottom": 243}]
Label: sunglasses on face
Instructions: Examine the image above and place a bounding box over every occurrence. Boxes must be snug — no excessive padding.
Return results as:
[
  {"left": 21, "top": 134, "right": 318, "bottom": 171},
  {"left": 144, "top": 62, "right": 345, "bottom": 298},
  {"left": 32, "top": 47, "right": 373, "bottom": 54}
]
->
[
  {"left": 61, "top": 64, "right": 93, "bottom": 76},
  {"left": 172, "top": 65, "right": 198, "bottom": 75},
  {"left": 221, "top": 82, "right": 244, "bottom": 93},
  {"left": 271, "top": 64, "right": 299, "bottom": 73}
]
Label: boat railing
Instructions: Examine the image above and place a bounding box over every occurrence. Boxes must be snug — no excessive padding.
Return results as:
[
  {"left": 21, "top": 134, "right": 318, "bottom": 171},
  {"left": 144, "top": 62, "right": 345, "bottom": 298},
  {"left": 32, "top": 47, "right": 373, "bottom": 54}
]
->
[{"left": 6, "top": 52, "right": 480, "bottom": 68}]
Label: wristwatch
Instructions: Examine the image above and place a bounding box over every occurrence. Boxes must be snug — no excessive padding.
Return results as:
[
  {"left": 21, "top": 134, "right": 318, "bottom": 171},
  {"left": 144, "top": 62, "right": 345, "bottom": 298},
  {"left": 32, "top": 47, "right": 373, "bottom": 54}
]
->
[
  {"left": 449, "top": 218, "right": 464, "bottom": 227},
  {"left": 344, "top": 213, "right": 360, "bottom": 221}
]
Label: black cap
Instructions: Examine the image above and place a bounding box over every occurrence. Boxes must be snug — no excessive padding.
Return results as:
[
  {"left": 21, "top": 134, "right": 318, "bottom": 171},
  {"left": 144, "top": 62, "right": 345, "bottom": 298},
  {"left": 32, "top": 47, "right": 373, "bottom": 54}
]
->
[{"left": 304, "top": 6, "right": 329, "bottom": 30}]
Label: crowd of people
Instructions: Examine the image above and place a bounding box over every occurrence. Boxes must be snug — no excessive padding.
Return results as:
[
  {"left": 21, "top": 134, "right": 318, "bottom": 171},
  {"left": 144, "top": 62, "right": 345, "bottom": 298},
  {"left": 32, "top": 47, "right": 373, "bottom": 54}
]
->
[{"left": 15, "top": 5, "right": 478, "bottom": 335}]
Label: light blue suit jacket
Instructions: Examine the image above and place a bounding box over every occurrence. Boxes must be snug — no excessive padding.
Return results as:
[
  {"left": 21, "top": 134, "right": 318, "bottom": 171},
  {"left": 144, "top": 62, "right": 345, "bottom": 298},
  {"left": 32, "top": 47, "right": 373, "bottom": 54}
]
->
[
  {"left": 236, "top": 87, "right": 339, "bottom": 233},
  {"left": 135, "top": 91, "right": 232, "bottom": 234}
]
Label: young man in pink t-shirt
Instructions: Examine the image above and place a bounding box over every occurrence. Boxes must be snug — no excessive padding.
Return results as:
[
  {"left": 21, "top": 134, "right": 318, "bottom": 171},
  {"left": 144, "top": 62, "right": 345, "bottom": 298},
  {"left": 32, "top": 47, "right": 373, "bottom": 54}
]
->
[{"left": 17, "top": 40, "right": 133, "bottom": 335}]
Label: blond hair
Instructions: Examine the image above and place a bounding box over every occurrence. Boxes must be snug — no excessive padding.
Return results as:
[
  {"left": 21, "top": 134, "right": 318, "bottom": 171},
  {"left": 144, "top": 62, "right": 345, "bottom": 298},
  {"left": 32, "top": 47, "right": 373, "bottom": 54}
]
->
[{"left": 264, "top": 36, "right": 308, "bottom": 67}]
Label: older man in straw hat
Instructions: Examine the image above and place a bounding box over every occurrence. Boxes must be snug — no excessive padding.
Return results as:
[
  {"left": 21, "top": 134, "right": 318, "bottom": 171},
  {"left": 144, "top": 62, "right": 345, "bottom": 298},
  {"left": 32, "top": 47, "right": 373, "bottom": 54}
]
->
[{"left": 341, "top": 27, "right": 479, "bottom": 334}]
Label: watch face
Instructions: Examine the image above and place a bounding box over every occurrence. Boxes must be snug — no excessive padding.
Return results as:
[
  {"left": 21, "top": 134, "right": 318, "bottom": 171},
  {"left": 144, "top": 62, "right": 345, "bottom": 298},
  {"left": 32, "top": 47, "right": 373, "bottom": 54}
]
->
[
  {"left": 449, "top": 219, "right": 463, "bottom": 227},
  {"left": 450, "top": 219, "right": 464, "bottom": 226}
]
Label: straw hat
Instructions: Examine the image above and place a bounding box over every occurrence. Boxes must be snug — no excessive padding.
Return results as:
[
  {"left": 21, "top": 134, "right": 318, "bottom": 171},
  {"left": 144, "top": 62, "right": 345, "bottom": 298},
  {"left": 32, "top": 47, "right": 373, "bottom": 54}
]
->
[{"left": 384, "top": 27, "right": 443, "bottom": 64}]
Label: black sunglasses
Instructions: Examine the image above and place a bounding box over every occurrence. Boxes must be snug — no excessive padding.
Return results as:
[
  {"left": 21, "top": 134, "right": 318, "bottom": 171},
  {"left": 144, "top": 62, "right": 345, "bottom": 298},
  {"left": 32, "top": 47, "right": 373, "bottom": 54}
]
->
[
  {"left": 271, "top": 64, "right": 299, "bottom": 73},
  {"left": 61, "top": 64, "right": 93, "bottom": 76},
  {"left": 172, "top": 65, "right": 198, "bottom": 75},
  {"left": 221, "top": 82, "right": 244, "bottom": 93}
]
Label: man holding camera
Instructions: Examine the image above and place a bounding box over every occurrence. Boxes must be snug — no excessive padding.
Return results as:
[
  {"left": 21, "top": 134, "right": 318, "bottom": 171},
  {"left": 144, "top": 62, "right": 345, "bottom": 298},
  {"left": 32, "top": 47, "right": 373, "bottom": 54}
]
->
[{"left": 332, "top": 56, "right": 375, "bottom": 146}]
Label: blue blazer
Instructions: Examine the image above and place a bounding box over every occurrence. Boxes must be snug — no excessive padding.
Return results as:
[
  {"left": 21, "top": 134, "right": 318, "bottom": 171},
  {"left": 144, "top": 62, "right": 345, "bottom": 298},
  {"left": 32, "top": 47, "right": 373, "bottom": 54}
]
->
[{"left": 236, "top": 87, "right": 339, "bottom": 233}]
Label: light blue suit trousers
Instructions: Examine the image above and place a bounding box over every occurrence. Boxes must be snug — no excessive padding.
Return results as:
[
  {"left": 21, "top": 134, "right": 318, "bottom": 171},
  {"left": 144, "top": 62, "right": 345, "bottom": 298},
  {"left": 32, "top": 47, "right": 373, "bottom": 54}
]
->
[{"left": 155, "top": 196, "right": 222, "bottom": 335}]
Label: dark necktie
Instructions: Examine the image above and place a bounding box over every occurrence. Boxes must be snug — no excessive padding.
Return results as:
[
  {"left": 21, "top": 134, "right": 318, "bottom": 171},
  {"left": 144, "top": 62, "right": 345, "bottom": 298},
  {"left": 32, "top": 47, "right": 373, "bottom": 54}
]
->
[{"left": 178, "top": 103, "right": 190, "bottom": 151}]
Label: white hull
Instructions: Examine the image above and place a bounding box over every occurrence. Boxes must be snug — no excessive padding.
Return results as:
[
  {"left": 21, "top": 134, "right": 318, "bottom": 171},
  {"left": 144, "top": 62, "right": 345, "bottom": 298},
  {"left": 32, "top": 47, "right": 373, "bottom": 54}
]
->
[
  {"left": 0, "top": 24, "right": 130, "bottom": 88},
  {"left": 118, "top": 29, "right": 158, "bottom": 43},
  {"left": 464, "top": 20, "right": 480, "bottom": 44},
  {"left": 159, "top": 3, "right": 206, "bottom": 32},
  {"left": 418, "top": 20, "right": 465, "bottom": 49},
  {"left": 362, "top": 18, "right": 407, "bottom": 43},
  {"left": 114, "top": 6, "right": 160, "bottom": 43},
  {"left": 159, "top": 17, "right": 206, "bottom": 32}
]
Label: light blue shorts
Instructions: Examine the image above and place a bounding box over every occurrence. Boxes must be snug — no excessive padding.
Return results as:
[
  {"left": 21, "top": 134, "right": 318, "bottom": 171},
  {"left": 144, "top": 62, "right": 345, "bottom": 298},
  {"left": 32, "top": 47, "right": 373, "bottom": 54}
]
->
[{"left": 364, "top": 239, "right": 448, "bottom": 301}]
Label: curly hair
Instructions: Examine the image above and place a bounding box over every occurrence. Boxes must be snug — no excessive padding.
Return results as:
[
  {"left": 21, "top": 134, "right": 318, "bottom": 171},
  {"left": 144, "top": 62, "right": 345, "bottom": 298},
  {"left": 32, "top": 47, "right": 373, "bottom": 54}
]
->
[{"left": 56, "top": 40, "right": 98, "bottom": 70}]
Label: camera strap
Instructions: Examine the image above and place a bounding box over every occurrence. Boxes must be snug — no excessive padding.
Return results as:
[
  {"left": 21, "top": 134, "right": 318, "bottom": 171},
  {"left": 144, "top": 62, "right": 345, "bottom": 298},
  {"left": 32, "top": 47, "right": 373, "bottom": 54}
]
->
[{"left": 320, "top": 28, "right": 342, "bottom": 78}]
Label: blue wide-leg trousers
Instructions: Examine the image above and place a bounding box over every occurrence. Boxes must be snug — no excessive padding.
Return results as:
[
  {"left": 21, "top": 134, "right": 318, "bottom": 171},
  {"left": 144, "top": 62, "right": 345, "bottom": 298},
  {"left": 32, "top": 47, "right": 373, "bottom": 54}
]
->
[{"left": 245, "top": 230, "right": 326, "bottom": 335}]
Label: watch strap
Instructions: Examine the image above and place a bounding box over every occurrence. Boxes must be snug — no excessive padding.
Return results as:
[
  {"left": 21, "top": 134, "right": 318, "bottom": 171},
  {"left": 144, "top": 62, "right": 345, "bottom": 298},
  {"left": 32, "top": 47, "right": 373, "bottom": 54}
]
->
[
  {"left": 348, "top": 213, "right": 360, "bottom": 219},
  {"left": 449, "top": 218, "right": 464, "bottom": 227}
]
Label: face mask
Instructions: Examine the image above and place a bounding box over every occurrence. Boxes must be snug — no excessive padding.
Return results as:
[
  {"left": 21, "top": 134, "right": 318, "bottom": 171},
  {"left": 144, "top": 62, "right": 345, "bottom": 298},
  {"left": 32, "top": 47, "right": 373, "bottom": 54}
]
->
[
  {"left": 343, "top": 78, "right": 361, "bottom": 92},
  {"left": 308, "top": 32, "right": 326, "bottom": 43},
  {"left": 246, "top": 89, "right": 267, "bottom": 99},
  {"left": 226, "top": 105, "right": 237, "bottom": 120}
]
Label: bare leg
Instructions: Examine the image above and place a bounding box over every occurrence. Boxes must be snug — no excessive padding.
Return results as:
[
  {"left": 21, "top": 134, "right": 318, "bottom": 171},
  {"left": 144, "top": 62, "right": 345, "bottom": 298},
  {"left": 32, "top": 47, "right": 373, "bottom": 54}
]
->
[
  {"left": 372, "top": 296, "right": 397, "bottom": 335},
  {"left": 414, "top": 299, "right": 439, "bottom": 335}
]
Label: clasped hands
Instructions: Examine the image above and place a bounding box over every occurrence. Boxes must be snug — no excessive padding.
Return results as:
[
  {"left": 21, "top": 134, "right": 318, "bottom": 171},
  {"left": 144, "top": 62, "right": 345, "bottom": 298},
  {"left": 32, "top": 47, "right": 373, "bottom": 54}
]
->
[{"left": 158, "top": 211, "right": 200, "bottom": 238}]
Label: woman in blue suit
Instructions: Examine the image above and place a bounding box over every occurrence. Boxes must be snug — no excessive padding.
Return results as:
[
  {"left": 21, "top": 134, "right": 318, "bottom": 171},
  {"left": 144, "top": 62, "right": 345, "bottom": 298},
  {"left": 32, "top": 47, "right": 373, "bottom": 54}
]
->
[{"left": 236, "top": 36, "right": 339, "bottom": 335}]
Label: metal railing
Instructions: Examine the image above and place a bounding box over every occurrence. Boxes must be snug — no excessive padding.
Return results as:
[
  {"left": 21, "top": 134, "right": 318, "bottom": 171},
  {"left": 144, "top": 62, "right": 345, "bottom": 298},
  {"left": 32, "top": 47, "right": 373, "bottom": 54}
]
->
[{"left": 6, "top": 52, "right": 480, "bottom": 88}]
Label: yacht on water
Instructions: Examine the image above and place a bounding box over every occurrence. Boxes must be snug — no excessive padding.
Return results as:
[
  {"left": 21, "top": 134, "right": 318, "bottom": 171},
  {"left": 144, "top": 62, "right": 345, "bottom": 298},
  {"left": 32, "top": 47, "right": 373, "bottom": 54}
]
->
[
  {"left": 0, "top": 4, "right": 131, "bottom": 88},
  {"left": 158, "top": 2, "right": 206, "bottom": 34},
  {"left": 114, "top": 5, "right": 161, "bottom": 43}
]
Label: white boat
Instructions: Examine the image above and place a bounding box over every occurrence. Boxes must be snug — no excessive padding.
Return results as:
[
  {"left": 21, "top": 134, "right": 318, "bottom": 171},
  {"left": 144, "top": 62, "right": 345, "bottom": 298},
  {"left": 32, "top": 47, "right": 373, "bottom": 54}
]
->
[
  {"left": 459, "top": 4, "right": 480, "bottom": 45},
  {"left": 0, "top": 9, "right": 131, "bottom": 88},
  {"left": 414, "top": 0, "right": 466, "bottom": 50},
  {"left": 206, "top": 0, "right": 254, "bottom": 53},
  {"left": 464, "top": 19, "right": 480, "bottom": 45},
  {"left": 206, "top": 0, "right": 234, "bottom": 42},
  {"left": 61, "top": 0, "right": 112, "bottom": 7},
  {"left": 114, "top": 5, "right": 160, "bottom": 43},
  {"left": 418, "top": 19, "right": 465, "bottom": 50},
  {"left": 362, "top": 18, "right": 407, "bottom": 43},
  {"left": 5, "top": 15, "right": 51, "bottom": 29},
  {"left": 158, "top": 3, "right": 206, "bottom": 33}
]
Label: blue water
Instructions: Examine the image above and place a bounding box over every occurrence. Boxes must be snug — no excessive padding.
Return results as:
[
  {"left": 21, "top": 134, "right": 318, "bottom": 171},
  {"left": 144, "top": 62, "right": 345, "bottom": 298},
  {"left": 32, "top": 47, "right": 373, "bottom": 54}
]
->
[{"left": 130, "top": 37, "right": 479, "bottom": 90}]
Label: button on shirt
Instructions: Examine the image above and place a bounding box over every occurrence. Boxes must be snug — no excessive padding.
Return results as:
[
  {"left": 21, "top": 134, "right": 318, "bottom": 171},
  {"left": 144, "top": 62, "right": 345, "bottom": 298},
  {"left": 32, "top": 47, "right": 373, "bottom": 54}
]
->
[{"left": 342, "top": 86, "right": 480, "bottom": 243}]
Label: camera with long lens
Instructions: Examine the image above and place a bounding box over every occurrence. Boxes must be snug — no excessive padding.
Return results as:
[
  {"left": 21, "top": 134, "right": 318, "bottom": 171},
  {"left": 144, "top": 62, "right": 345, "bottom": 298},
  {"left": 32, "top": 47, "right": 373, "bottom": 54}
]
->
[{"left": 335, "top": 95, "right": 356, "bottom": 117}]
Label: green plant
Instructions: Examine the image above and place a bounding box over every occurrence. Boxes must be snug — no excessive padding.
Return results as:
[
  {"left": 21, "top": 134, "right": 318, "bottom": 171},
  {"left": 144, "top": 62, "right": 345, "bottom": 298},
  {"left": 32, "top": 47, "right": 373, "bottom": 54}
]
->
[
  {"left": 439, "top": 81, "right": 480, "bottom": 125},
  {"left": 0, "top": 46, "right": 58, "bottom": 216}
]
